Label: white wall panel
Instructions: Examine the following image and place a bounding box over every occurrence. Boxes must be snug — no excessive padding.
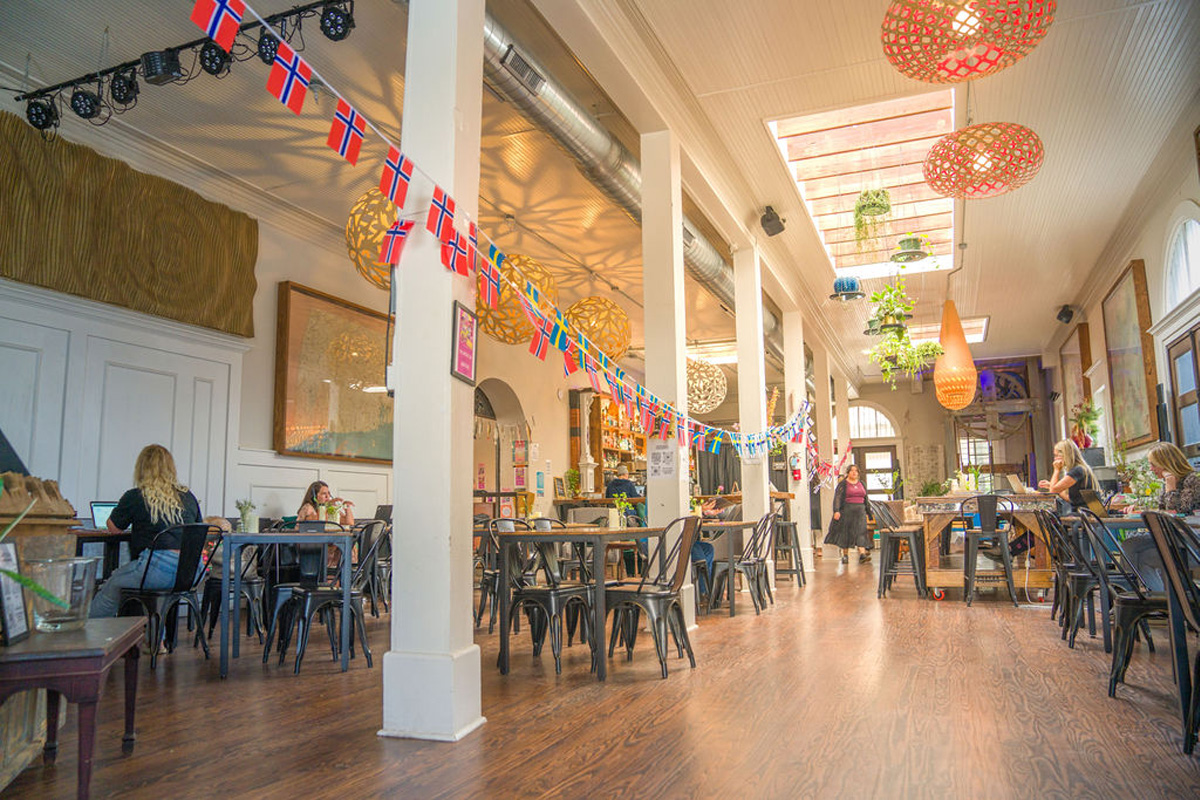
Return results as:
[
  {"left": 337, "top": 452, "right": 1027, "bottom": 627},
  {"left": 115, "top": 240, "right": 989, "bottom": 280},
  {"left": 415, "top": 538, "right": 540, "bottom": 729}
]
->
[{"left": 0, "top": 318, "right": 70, "bottom": 479}]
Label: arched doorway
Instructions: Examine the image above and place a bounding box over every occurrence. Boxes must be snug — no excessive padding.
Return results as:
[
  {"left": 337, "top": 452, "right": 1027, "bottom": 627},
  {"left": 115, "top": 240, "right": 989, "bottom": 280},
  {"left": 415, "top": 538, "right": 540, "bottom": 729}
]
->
[{"left": 474, "top": 378, "right": 528, "bottom": 517}]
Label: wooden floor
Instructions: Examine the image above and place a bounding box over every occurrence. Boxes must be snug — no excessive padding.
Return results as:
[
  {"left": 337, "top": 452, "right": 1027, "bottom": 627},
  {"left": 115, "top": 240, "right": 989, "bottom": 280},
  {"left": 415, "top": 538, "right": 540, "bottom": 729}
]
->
[{"left": 7, "top": 556, "right": 1200, "bottom": 799}]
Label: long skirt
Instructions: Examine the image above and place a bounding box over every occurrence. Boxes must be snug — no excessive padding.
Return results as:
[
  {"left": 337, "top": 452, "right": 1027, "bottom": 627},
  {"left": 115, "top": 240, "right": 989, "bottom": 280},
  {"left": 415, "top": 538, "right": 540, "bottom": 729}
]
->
[{"left": 824, "top": 503, "right": 871, "bottom": 550}]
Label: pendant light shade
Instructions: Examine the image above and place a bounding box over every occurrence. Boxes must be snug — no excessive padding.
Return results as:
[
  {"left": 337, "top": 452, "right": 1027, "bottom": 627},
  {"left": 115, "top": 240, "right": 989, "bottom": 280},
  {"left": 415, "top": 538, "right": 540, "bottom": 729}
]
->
[
  {"left": 934, "top": 300, "right": 977, "bottom": 410},
  {"left": 923, "top": 121, "right": 1044, "bottom": 199},
  {"left": 881, "top": 0, "right": 1057, "bottom": 84}
]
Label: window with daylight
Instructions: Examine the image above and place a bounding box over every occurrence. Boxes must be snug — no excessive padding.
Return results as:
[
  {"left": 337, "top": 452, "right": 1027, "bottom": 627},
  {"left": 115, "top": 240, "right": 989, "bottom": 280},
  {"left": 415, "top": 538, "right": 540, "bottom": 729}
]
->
[
  {"left": 957, "top": 436, "right": 995, "bottom": 492},
  {"left": 1165, "top": 218, "right": 1200, "bottom": 311},
  {"left": 848, "top": 405, "right": 896, "bottom": 439}
]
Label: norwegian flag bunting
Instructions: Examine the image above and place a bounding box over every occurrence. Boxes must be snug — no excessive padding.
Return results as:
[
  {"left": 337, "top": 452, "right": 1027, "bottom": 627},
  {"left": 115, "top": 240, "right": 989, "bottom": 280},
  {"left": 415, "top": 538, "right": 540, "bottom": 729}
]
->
[
  {"left": 640, "top": 402, "right": 652, "bottom": 433},
  {"left": 266, "top": 41, "right": 311, "bottom": 115},
  {"left": 677, "top": 421, "right": 687, "bottom": 447},
  {"left": 692, "top": 428, "right": 706, "bottom": 451},
  {"left": 563, "top": 349, "right": 579, "bottom": 377},
  {"left": 466, "top": 223, "right": 479, "bottom": 274},
  {"left": 326, "top": 98, "right": 366, "bottom": 165},
  {"left": 379, "top": 147, "right": 414, "bottom": 207},
  {"left": 426, "top": 187, "right": 456, "bottom": 243},
  {"left": 528, "top": 315, "right": 553, "bottom": 361},
  {"left": 657, "top": 416, "right": 670, "bottom": 440},
  {"left": 586, "top": 363, "right": 602, "bottom": 393},
  {"left": 378, "top": 219, "right": 415, "bottom": 265},
  {"left": 477, "top": 258, "right": 501, "bottom": 309},
  {"left": 440, "top": 231, "right": 471, "bottom": 276},
  {"left": 190, "top": 0, "right": 245, "bottom": 52}
]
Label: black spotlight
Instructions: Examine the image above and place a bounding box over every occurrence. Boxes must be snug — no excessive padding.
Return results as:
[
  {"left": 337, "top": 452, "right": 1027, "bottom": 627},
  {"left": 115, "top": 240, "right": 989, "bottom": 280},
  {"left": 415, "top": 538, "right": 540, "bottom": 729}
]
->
[
  {"left": 257, "top": 32, "right": 280, "bottom": 65},
  {"left": 320, "top": 3, "right": 354, "bottom": 41},
  {"left": 69, "top": 87, "right": 102, "bottom": 119},
  {"left": 109, "top": 69, "right": 139, "bottom": 106},
  {"left": 760, "top": 205, "right": 785, "bottom": 237},
  {"left": 25, "top": 98, "right": 58, "bottom": 130},
  {"left": 1056, "top": 304, "right": 1074, "bottom": 325},
  {"left": 141, "top": 49, "right": 183, "bottom": 85},
  {"left": 199, "top": 40, "right": 231, "bottom": 76}
]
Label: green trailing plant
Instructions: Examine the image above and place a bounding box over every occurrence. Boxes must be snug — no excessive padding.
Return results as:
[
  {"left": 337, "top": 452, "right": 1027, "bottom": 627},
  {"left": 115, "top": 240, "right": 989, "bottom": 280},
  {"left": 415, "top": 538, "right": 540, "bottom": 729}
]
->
[
  {"left": 854, "top": 188, "right": 891, "bottom": 247},
  {"left": 868, "top": 279, "right": 916, "bottom": 325},
  {"left": 869, "top": 329, "right": 943, "bottom": 389},
  {"left": 918, "top": 479, "right": 947, "bottom": 497},
  {"left": 563, "top": 468, "right": 580, "bottom": 497}
]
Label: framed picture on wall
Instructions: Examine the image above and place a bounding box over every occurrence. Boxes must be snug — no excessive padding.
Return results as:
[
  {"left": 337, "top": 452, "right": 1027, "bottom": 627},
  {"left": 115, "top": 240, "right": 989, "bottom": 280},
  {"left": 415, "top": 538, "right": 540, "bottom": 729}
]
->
[
  {"left": 1059, "top": 322, "right": 1091, "bottom": 435},
  {"left": 0, "top": 542, "right": 30, "bottom": 645},
  {"left": 274, "top": 282, "right": 393, "bottom": 463},
  {"left": 553, "top": 477, "right": 566, "bottom": 499},
  {"left": 1102, "top": 260, "right": 1159, "bottom": 449},
  {"left": 450, "top": 301, "right": 478, "bottom": 386}
]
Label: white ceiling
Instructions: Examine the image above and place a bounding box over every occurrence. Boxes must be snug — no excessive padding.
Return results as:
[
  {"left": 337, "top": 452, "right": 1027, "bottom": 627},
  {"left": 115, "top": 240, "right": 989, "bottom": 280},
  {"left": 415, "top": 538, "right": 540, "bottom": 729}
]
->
[{"left": 2, "top": 0, "right": 1199, "bottom": 389}]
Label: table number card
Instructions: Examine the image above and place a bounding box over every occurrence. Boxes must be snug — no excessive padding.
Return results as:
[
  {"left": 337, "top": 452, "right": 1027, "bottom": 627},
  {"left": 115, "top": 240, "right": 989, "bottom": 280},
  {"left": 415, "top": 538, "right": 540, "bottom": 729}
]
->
[{"left": 0, "top": 542, "right": 30, "bottom": 645}]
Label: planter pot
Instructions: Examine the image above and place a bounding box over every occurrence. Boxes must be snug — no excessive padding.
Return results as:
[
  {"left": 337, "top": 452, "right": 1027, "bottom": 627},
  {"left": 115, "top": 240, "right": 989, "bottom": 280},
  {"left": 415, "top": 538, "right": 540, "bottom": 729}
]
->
[{"left": 26, "top": 557, "right": 99, "bottom": 632}]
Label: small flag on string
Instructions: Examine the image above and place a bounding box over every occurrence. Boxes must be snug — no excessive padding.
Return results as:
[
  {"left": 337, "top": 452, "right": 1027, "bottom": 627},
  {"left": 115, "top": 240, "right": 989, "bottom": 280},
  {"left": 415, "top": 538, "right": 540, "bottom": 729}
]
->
[
  {"left": 710, "top": 433, "right": 722, "bottom": 455},
  {"left": 692, "top": 428, "right": 706, "bottom": 451},
  {"left": 466, "top": 222, "right": 479, "bottom": 274},
  {"left": 440, "top": 231, "right": 471, "bottom": 276},
  {"left": 266, "top": 41, "right": 311, "bottom": 115},
  {"left": 563, "top": 349, "right": 579, "bottom": 376},
  {"left": 379, "top": 147, "right": 413, "bottom": 207},
  {"left": 657, "top": 416, "right": 670, "bottom": 440},
  {"left": 529, "top": 315, "right": 552, "bottom": 361},
  {"left": 326, "top": 98, "right": 366, "bottom": 165},
  {"left": 549, "top": 315, "right": 570, "bottom": 352},
  {"left": 487, "top": 244, "right": 506, "bottom": 272},
  {"left": 586, "top": 362, "right": 602, "bottom": 393},
  {"left": 378, "top": 219, "right": 414, "bottom": 265},
  {"left": 677, "top": 421, "right": 687, "bottom": 447},
  {"left": 190, "top": 0, "right": 245, "bottom": 52},
  {"left": 426, "top": 186, "right": 456, "bottom": 243},
  {"left": 477, "top": 257, "right": 500, "bottom": 308},
  {"left": 524, "top": 281, "right": 542, "bottom": 305}
]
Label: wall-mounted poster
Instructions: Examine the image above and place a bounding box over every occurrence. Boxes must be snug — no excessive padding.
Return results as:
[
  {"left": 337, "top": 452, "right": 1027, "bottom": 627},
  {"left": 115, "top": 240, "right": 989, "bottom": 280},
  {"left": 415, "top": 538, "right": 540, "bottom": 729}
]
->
[
  {"left": 512, "top": 440, "right": 527, "bottom": 466},
  {"left": 274, "top": 282, "right": 392, "bottom": 463},
  {"left": 1059, "top": 322, "right": 1091, "bottom": 437},
  {"left": 536, "top": 471, "right": 545, "bottom": 497},
  {"left": 1102, "top": 260, "right": 1159, "bottom": 448},
  {"left": 450, "top": 301, "right": 478, "bottom": 386},
  {"left": 514, "top": 466, "right": 526, "bottom": 490}
]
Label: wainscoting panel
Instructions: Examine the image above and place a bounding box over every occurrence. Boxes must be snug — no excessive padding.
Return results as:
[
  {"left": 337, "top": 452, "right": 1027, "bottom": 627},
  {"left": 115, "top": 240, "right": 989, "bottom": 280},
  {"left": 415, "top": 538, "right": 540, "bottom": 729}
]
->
[
  {"left": 234, "top": 447, "right": 393, "bottom": 520},
  {"left": 0, "top": 316, "right": 69, "bottom": 479}
]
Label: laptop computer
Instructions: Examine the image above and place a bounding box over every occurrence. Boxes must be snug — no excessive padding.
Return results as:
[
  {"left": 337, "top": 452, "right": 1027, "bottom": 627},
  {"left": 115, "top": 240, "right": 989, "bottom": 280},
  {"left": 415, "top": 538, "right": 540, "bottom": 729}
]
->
[
  {"left": 89, "top": 501, "right": 119, "bottom": 530},
  {"left": 374, "top": 504, "right": 393, "bottom": 522},
  {"left": 1006, "top": 475, "right": 1033, "bottom": 494}
]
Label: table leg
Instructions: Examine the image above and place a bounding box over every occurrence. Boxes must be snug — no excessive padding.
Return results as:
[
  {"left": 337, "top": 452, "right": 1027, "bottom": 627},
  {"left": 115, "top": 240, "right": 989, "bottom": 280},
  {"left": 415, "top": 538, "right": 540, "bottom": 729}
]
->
[
  {"left": 232, "top": 543, "right": 243, "bottom": 660},
  {"left": 341, "top": 535, "right": 351, "bottom": 672},
  {"left": 1169, "top": 590, "right": 1193, "bottom": 733},
  {"left": 123, "top": 645, "right": 139, "bottom": 753},
  {"left": 105, "top": 540, "right": 121, "bottom": 579},
  {"left": 43, "top": 690, "right": 60, "bottom": 764},
  {"left": 76, "top": 700, "right": 98, "bottom": 800},
  {"left": 592, "top": 537, "right": 606, "bottom": 681},
  {"left": 727, "top": 539, "right": 736, "bottom": 618},
  {"left": 498, "top": 541, "right": 511, "bottom": 675},
  {"left": 220, "top": 537, "right": 231, "bottom": 678}
]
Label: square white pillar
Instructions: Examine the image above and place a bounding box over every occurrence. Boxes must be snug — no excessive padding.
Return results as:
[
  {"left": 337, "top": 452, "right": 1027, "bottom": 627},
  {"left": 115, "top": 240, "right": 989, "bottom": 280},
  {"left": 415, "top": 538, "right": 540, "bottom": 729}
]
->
[
  {"left": 640, "top": 129, "right": 692, "bottom": 622},
  {"left": 733, "top": 246, "right": 769, "bottom": 524},
  {"left": 783, "top": 310, "right": 814, "bottom": 569},
  {"left": 813, "top": 342, "right": 835, "bottom": 551},
  {"left": 381, "top": 0, "right": 485, "bottom": 743}
]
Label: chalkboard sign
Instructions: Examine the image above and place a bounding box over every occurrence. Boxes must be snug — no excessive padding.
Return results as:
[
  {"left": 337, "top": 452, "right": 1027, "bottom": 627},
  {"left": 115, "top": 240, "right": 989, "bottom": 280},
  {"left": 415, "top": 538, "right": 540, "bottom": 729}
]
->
[{"left": 0, "top": 542, "right": 30, "bottom": 645}]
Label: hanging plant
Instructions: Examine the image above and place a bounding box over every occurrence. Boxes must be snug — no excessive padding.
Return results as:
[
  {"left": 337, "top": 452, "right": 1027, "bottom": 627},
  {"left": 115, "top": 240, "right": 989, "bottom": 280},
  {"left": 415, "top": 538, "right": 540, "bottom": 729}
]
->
[
  {"left": 866, "top": 278, "right": 915, "bottom": 331},
  {"left": 891, "top": 232, "right": 934, "bottom": 264},
  {"left": 869, "top": 330, "right": 944, "bottom": 389},
  {"left": 854, "top": 188, "right": 891, "bottom": 247}
]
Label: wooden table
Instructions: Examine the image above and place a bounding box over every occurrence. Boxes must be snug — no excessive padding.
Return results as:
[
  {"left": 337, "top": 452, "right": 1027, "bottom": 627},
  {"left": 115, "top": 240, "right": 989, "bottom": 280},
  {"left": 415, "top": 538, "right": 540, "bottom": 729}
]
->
[
  {"left": 496, "top": 525, "right": 667, "bottom": 681},
  {"left": 701, "top": 519, "right": 759, "bottom": 617},
  {"left": 0, "top": 617, "right": 145, "bottom": 800},
  {"left": 219, "top": 529, "right": 355, "bottom": 677},
  {"left": 70, "top": 528, "right": 131, "bottom": 580}
]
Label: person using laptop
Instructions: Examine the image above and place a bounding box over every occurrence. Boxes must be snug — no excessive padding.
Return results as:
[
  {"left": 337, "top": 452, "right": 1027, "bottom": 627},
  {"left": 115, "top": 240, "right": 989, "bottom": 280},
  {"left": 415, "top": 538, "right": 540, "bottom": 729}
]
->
[
  {"left": 1118, "top": 442, "right": 1200, "bottom": 592},
  {"left": 90, "top": 444, "right": 203, "bottom": 617}
]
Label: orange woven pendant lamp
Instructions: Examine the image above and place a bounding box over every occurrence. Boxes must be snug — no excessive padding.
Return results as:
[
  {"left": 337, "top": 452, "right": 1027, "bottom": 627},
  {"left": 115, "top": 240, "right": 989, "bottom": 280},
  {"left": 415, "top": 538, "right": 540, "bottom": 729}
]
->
[{"left": 934, "top": 300, "right": 977, "bottom": 410}]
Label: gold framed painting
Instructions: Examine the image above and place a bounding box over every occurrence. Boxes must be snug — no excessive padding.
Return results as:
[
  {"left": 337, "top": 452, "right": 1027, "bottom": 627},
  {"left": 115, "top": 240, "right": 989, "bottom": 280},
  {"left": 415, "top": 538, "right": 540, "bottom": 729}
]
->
[
  {"left": 1101, "top": 260, "right": 1158, "bottom": 449},
  {"left": 1058, "top": 322, "right": 1091, "bottom": 435},
  {"left": 274, "top": 282, "right": 393, "bottom": 463}
]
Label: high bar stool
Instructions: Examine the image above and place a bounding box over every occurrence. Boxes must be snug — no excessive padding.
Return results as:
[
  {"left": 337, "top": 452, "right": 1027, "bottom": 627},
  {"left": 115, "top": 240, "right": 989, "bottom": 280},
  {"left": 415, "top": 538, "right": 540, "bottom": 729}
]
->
[
  {"left": 871, "top": 501, "right": 926, "bottom": 598},
  {"left": 773, "top": 519, "right": 806, "bottom": 587}
]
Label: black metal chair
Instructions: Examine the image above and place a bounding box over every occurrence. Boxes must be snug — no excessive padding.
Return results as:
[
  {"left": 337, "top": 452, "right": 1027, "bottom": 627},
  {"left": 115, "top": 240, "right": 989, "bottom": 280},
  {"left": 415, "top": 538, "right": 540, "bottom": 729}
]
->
[
  {"left": 1143, "top": 511, "right": 1200, "bottom": 753},
  {"left": 1034, "top": 509, "right": 1074, "bottom": 623},
  {"left": 709, "top": 512, "right": 778, "bottom": 615},
  {"left": 119, "top": 523, "right": 221, "bottom": 669},
  {"left": 351, "top": 520, "right": 388, "bottom": 617},
  {"left": 605, "top": 515, "right": 701, "bottom": 678},
  {"left": 960, "top": 495, "right": 1017, "bottom": 606},
  {"left": 872, "top": 500, "right": 926, "bottom": 598},
  {"left": 200, "top": 544, "right": 265, "bottom": 644},
  {"left": 476, "top": 519, "right": 538, "bottom": 633},
  {"left": 773, "top": 518, "right": 806, "bottom": 587}
]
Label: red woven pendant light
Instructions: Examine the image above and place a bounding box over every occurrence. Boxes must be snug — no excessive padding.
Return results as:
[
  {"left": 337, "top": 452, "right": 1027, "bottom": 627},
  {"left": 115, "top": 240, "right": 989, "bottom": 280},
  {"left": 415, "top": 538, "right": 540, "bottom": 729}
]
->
[
  {"left": 881, "top": 0, "right": 1057, "bottom": 84},
  {"left": 934, "top": 300, "right": 977, "bottom": 410},
  {"left": 923, "top": 121, "right": 1044, "bottom": 199}
]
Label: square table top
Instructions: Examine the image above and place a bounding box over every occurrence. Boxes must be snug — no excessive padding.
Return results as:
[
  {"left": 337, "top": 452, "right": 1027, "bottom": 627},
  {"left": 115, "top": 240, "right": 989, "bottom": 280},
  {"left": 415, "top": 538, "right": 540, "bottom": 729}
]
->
[{"left": 0, "top": 617, "right": 145, "bottom": 663}]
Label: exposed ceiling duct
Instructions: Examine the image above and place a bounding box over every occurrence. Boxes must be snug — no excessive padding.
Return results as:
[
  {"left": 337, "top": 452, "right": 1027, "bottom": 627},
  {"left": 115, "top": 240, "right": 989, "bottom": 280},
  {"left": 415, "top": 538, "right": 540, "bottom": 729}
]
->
[{"left": 457, "top": 5, "right": 785, "bottom": 362}]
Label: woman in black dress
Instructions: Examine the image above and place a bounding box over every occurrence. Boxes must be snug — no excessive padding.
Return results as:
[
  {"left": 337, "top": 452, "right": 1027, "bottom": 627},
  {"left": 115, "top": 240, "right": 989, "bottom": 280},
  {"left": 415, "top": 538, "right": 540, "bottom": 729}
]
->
[{"left": 825, "top": 465, "right": 872, "bottom": 564}]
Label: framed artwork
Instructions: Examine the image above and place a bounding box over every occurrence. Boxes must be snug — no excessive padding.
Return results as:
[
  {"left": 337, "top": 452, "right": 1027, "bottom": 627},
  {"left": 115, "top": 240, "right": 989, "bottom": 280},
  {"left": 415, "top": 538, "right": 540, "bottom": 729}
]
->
[
  {"left": 274, "top": 282, "right": 393, "bottom": 463},
  {"left": 1194, "top": 124, "right": 1199, "bottom": 182},
  {"left": 0, "top": 542, "right": 30, "bottom": 645},
  {"left": 553, "top": 477, "right": 566, "bottom": 499},
  {"left": 1059, "top": 322, "right": 1091, "bottom": 435},
  {"left": 1102, "top": 260, "right": 1159, "bottom": 448},
  {"left": 450, "top": 301, "right": 478, "bottom": 386}
]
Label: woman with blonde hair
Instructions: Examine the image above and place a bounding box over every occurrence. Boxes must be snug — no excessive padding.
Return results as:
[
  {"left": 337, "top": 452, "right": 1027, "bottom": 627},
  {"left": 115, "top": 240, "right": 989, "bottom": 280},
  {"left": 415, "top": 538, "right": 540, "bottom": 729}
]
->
[
  {"left": 1122, "top": 442, "right": 1200, "bottom": 592},
  {"left": 90, "top": 444, "right": 203, "bottom": 617},
  {"left": 1038, "top": 438, "right": 1098, "bottom": 508}
]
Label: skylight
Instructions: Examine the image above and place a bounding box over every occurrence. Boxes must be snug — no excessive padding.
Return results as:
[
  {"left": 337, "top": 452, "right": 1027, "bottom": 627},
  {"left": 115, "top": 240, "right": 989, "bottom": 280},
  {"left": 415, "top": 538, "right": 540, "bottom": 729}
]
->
[
  {"left": 770, "top": 91, "right": 955, "bottom": 276},
  {"left": 908, "top": 316, "right": 990, "bottom": 345}
]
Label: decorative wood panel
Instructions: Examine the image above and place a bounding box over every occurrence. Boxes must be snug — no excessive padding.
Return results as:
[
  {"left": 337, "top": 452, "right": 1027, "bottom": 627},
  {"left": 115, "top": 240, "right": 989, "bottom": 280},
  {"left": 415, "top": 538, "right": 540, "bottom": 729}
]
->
[
  {"left": 0, "top": 319, "right": 69, "bottom": 479},
  {"left": 0, "top": 111, "right": 257, "bottom": 337}
]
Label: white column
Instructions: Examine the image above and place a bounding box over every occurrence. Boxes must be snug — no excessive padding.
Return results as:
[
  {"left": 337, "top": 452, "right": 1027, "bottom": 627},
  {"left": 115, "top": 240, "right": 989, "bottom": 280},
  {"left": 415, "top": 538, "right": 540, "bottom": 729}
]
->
[
  {"left": 783, "top": 310, "right": 814, "bottom": 569},
  {"left": 734, "top": 245, "right": 769, "bottom": 524},
  {"left": 813, "top": 342, "right": 834, "bottom": 553},
  {"left": 640, "top": 129, "right": 692, "bottom": 622},
  {"left": 381, "top": 0, "right": 485, "bottom": 743},
  {"left": 835, "top": 371, "right": 851, "bottom": 464}
]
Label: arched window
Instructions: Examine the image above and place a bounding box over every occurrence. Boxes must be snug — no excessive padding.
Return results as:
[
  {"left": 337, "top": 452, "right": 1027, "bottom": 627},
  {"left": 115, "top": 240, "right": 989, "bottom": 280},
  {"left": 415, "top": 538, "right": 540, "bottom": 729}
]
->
[
  {"left": 1165, "top": 218, "right": 1200, "bottom": 310},
  {"left": 848, "top": 404, "right": 896, "bottom": 439}
]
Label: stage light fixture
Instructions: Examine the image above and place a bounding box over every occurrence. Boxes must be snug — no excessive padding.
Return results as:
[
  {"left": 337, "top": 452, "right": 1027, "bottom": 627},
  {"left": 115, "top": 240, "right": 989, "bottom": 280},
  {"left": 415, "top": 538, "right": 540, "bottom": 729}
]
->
[
  {"left": 25, "top": 98, "right": 58, "bottom": 130},
  {"left": 258, "top": 32, "right": 280, "bottom": 65},
  {"left": 70, "top": 87, "right": 102, "bottom": 119},
  {"left": 141, "top": 49, "right": 182, "bottom": 85},
  {"left": 200, "top": 40, "right": 231, "bottom": 76},
  {"left": 320, "top": 3, "right": 355, "bottom": 41},
  {"left": 109, "top": 69, "right": 139, "bottom": 106}
]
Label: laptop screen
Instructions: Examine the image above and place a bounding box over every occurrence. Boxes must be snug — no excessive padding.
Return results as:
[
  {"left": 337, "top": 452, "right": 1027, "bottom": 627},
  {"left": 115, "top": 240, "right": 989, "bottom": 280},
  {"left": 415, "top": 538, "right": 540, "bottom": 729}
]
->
[
  {"left": 374, "top": 504, "right": 393, "bottom": 522},
  {"left": 90, "top": 501, "right": 118, "bottom": 529}
]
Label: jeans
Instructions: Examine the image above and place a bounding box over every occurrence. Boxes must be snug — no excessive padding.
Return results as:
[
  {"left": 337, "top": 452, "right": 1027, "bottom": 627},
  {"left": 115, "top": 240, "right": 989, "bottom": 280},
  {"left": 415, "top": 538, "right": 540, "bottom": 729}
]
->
[
  {"left": 692, "top": 541, "right": 715, "bottom": 595},
  {"left": 89, "top": 549, "right": 185, "bottom": 618}
]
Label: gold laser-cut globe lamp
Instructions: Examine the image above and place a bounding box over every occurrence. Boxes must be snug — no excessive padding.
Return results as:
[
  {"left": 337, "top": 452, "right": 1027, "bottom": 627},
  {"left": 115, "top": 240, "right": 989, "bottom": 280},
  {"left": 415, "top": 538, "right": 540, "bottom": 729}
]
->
[
  {"left": 476, "top": 254, "right": 558, "bottom": 344},
  {"left": 564, "top": 296, "right": 632, "bottom": 362},
  {"left": 687, "top": 358, "right": 727, "bottom": 415},
  {"left": 345, "top": 188, "right": 399, "bottom": 291}
]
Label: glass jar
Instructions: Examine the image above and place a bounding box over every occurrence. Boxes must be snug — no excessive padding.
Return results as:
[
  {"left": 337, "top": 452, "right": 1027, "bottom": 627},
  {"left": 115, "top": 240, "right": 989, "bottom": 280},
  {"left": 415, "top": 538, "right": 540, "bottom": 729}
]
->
[{"left": 25, "top": 557, "right": 99, "bottom": 632}]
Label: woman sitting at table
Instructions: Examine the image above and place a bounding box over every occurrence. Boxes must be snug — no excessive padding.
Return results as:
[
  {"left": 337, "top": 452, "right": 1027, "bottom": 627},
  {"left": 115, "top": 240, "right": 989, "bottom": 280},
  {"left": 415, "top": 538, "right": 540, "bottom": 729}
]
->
[
  {"left": 1120, "top": 442, "right": 1200, "bottom": 592},
  {"left": 296, "top": 481, "right": 355, "bottom": 527},
  {"left": 1038, "top": 438, "right": 1098, "bottom": 508},
  {"left": 90, "top": 444, "right": 203, "bottom": 617}
]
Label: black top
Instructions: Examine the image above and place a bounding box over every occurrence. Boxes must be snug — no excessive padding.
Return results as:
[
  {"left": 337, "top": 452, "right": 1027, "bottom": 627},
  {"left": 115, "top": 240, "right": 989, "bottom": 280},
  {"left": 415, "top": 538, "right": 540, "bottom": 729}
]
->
[
  {"left": 110, "top": 487, "right": 202, "bottom": 557},
  {"left": 605, "top": 478, "right": 640, "bottom": 499},
  {"left": 1065, "top": 465, "right": 1093, "bottom": 508}
]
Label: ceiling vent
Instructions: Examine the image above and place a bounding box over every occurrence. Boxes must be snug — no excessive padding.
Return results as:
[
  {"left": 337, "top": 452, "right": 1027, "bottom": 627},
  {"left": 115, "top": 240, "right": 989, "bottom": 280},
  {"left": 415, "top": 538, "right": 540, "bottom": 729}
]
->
[{"left": 500, "top": 46, "right": 545, "bottom": 95}]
